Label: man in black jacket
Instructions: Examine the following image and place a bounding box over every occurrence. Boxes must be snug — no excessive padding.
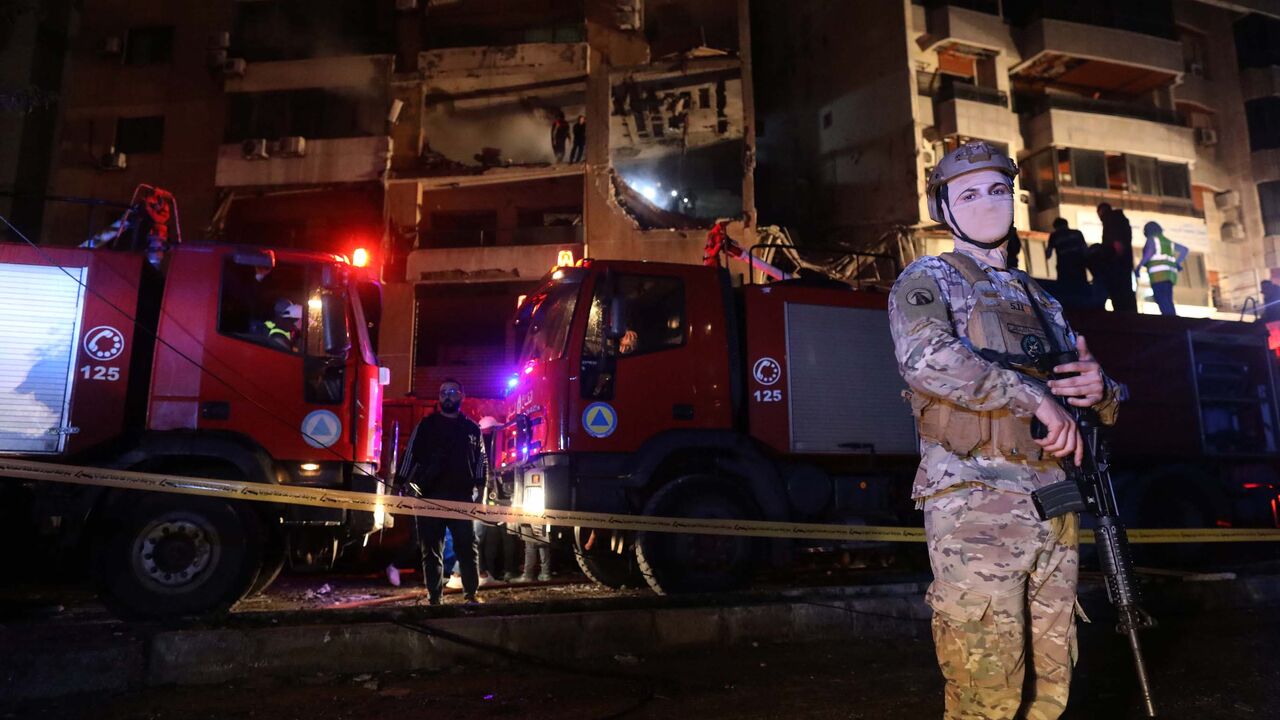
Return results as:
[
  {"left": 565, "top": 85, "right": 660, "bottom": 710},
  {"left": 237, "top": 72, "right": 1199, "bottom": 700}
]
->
[{"left": 396, "top": 379, "right": 488, "bottom": 605}]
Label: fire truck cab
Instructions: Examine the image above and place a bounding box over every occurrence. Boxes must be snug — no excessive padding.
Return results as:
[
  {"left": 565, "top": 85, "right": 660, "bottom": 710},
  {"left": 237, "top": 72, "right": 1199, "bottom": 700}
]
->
[
  {"left": 495, "top": 260, "right": 919, "bottom": 594},
  {"left": 0, "top": 240, "right": 386, "bottom": 617}
]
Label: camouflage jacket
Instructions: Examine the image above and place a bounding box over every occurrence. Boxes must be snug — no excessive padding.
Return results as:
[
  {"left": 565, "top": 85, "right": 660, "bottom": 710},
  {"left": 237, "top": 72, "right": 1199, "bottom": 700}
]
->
[{"left": 888, "top": 251, "right": 1121, "bottom": 502}]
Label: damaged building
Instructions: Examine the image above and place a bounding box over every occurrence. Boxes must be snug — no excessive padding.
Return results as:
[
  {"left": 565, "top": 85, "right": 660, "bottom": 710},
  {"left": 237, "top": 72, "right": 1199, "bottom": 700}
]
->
[
  {"left": 382, "top": 0, "right": 756, "bottom": 398},
  {"left": 754, "top": 0, "right": 1280, "bottom": 318},
  {"left": 36, "top": 0, "right": 756, "bottom": 401}
]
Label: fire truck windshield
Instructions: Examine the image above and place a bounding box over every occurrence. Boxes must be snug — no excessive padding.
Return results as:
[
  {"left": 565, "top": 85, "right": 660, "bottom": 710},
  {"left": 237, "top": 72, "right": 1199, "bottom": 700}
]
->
[{"left": 516, "top": 276, "right": 581, "bottom": 365}]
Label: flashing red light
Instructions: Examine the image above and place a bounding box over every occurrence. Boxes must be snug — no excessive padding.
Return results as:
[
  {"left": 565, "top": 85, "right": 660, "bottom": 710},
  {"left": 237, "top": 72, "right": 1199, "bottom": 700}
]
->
[{"left": 352, "top": 247, "right": 371, "bottom": 268}]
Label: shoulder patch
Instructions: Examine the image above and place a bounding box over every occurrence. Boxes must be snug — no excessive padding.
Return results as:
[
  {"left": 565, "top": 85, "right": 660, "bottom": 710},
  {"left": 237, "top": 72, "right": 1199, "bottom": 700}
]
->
[{"left": 892, "top": 273, "right": 950, "bottom": 326}]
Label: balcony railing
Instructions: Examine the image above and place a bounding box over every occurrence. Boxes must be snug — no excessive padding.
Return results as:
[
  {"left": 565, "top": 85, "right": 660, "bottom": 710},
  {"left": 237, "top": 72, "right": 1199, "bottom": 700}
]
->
[
  {"left": 937, "top": 82, "right": 1009, "bottom": 108},
  {"left": 1021, "top": 94, "right": 1184, "bottom": 126},
  {"left": 1048, "top": 186, "right": 1202, "bottom": 219},
  {"left": 418, "top": 225, "right": 583, "bottom": 250}
]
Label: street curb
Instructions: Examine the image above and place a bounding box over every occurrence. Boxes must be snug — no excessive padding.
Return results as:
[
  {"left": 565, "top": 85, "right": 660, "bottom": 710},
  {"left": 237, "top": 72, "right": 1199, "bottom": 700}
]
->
[{"left": 2, "top": 573, "right": 1277, "bottom": 701}]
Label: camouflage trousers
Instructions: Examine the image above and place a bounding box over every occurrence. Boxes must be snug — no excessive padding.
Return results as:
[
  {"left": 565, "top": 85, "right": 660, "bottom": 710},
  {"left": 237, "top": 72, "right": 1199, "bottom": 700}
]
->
[{"left": 923, "top": 483, "right": 1079, "bottom": 720}]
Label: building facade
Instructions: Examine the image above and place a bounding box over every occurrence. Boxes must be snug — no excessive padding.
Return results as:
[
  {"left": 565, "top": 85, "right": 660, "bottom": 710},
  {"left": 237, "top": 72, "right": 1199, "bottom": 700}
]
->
[
  {"left": 755, "top": 0, "right": 1280, "bottom": 318},
  {"left": 37, "top": 0, "right": 756, "bottom": 399}
]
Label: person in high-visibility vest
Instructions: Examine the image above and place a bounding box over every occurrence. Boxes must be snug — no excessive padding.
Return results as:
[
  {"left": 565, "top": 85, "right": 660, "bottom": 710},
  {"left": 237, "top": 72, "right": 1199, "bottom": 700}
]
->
[
  {"left": 263, "top": 297, "right": 302, "bottom": 351},
  {"left": 1135, "top": 221, "right": 1189, "bottom": 316}
]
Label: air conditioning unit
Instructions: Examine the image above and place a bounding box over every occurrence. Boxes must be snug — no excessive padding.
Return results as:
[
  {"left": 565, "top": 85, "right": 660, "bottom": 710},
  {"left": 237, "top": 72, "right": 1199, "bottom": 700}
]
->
[
  {"left": 209, "top": 31, "right": 231, "bottom": 49},
  {"left": 278, "top": 136, "right": 307, "bottom": 157},
  {"left": 1221, "top": 221, "right": 1245, "bottom": 244},
  {"left": 99, "top": 150, "right": 127, "bottom": 170},
  {"left": 1214, "top": 189, "right": 1241, "bottom": 211},
  {"left": 241, "top": 138, "right": 270, "bottom": 160},
  {"left": 395, "top": 0, "right": 418, "bottom": 9},
  {"left": 1195, "top": 127, "right": 1219, "bottom": 147},
  {"left": 1189, "top": 61, "right": 1205, "bottom": 77},
  {"left": 103, "top": 35, "right": 123, "bottom": 56},
  {"left": 221, "top": 58, "right": 247, "bottom": 79}
]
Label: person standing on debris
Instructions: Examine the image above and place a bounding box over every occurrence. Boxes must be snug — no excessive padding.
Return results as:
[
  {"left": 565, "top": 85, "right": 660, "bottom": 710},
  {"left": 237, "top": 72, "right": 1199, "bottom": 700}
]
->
[
  {"left": 889, "top": 141, "right": 1122, "bottom": 720},
  {"left": 1046, "top": 217, "right": 1089, "bottom": 289},
  {"left": 396, "top": 379, "right": 488, "bottom": 605},
  {"left": 570, "top": 115, "right": 587, "bottom": 163},
  {"left": 1135, "top": 221, "right": 1189, "bottom": 317},
  {"left": 1097, "top": 203, "right": 1137, "bottom": 312},
  {"left": 551, "top": 113, "right": 570, "bottom": 163}
]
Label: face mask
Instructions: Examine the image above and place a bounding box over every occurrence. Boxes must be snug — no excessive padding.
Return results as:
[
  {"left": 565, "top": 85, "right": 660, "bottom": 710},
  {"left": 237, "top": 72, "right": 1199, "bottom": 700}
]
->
[
  {"left": 942, "top": 170, "right": 1015, "bottom": 248},
  {"left": 947, "top": 193, "right": 1013, "bottom": 246},
  {"left": 283, "top": 303, "right": 302, "bottom": 321}
]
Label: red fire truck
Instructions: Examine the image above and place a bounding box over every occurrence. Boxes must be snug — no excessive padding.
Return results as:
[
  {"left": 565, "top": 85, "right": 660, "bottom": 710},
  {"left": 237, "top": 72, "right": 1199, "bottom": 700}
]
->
[
  {"left": 493, "top": 254, "right": 1280, "bottom": 594},
  {"left": 0, "top": 190, "right": 387, "bottom": 618}
]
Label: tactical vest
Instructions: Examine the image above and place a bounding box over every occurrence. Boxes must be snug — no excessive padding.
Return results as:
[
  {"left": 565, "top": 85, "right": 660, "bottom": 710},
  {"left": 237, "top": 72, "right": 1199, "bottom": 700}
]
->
[
  {"left": 909, "top": 252, "right": 1065, "bottom": 463},
  {"left": 1143, "top": 235, "right": 1180, "bottom": 286}
]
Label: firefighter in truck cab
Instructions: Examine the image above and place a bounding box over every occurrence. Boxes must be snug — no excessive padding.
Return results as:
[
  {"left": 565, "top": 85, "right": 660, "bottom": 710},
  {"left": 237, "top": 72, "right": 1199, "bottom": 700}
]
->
[{"left": 887, "top": 142, "right": 1123, "bottom": 720}]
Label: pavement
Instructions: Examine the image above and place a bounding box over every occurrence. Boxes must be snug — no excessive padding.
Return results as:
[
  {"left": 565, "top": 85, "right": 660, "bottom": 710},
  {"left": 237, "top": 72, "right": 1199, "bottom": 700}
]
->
[
  {"left": 3, "top": 594, "right": 1277, "bottom": 719},
  {"left": 2, "top": 558, "right": 1280, "bottom": 714}
]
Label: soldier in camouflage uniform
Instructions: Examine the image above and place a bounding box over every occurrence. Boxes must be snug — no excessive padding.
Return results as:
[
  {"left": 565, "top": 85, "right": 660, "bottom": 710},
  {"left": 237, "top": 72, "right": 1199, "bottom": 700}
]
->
[{"left": 888, "top": 142, "right": 1122, "bottom": 720}]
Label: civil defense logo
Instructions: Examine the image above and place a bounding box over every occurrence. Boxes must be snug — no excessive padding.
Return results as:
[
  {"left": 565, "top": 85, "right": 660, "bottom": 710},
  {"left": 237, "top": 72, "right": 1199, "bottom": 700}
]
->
[
  {"left": 301, "top": 409, "right": 343, "bottom": 448},
  {"left": 83, "top": 326, "right": 125, "bottom": 362},
  {"left": 582, "top": 402, "right": 617, "bottom": 439}
]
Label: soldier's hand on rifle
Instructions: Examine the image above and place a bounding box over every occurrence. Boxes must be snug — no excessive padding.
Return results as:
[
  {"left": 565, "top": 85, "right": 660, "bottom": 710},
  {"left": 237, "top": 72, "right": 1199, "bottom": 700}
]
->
[
  {"left": 1048, "top": 335, "right": 1106, "bottom": 408},
  {"left": 1034, "top": 395, "right": 1083, "bottom": 466}
]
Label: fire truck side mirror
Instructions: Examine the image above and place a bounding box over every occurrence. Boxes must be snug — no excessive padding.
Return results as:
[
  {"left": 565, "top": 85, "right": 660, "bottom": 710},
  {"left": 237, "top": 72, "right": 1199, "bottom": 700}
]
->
[
  {"left": 606, "top": 297, "right": 625, "bottom": 340},
  {"left": 321, "top": 294, "right": 351, "bottom": 358}
]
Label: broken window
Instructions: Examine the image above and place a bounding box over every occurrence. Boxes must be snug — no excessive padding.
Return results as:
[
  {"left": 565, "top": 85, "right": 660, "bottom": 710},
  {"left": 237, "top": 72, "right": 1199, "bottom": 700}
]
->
[
  {"left": 421, "top": 84, "right": 587, "bottom": 169},
  {"left": 610, "top": 62, "right": 746, "bottom": 226}
]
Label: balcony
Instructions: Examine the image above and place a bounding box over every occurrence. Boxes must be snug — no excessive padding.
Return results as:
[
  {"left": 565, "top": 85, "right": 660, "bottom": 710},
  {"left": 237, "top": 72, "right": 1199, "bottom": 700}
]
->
[
  {"left": 224, "top": 55, "right": 393, "bottom": 94},
  {"left": 933, "top": 84, "right": 1017, "bottom": 142},
  {"left": 1022, "top": 99, "right": 1195, "bottom": 163},
  {"left": 214, "top": 136, "right": 392, "bottom": 188},
  {"left": 1024, "top": 94, "right": 1184, "bottom": 125},
  {"left": 1174, "top": 72, "right": 1215, "bottom": 111},
  {"left": 405, "top": 236, "right": 584, "bottom": 284},
  {"left": 1055, "top": 187, "right": 1200, "bottom": 219},
  {"left": 1017, "top": 17, "right": 1182, "bottom": 74},
  {"left": 921, "top": 3, "right": 1013, "bottom": 54},
  {"left": 419, "top": 42, "right": 587, "bottom": 95}
]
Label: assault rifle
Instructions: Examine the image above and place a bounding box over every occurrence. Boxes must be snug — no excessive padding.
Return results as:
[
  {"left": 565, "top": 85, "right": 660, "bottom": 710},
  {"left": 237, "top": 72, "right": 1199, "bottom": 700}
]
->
[{"left": 1030, "top": 351, "right": 1157, "bottom": 718}]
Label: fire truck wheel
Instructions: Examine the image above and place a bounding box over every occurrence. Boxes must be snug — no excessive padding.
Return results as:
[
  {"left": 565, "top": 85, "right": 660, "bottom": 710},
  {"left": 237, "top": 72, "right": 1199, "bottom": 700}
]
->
[
  {"left": 573, "top": 528, "right": 644, "bottom": 589},
  {"left": 93, "top": 494, "right": 263, "bottom": 619},
  {"left": 634, "top": 475, "right": 761, "bottom": 595}
]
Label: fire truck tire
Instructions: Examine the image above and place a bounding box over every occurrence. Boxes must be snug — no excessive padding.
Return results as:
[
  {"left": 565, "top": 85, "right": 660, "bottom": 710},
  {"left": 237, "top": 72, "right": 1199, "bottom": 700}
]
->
[
  {"left": 93, "top": 494, "right": 263, "bottom": 619},
  {"left": 634, "top": 475, "right": 761, "bottom": 595},
  {"left": 573, "top": 528, "right": 645, "bottom": 589}
]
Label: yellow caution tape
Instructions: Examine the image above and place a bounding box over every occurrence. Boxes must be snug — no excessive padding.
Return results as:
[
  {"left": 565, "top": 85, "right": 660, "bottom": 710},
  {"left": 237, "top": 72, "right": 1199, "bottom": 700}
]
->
[{"left": 2, "top": 458, "right": 1278, "bottom": 544}]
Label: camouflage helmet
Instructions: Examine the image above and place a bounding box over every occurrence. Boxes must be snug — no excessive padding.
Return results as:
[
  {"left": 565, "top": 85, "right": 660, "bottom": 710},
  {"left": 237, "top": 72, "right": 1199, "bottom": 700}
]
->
[{"left": 926, "top": 141, "right": 1018, "bottom": 223}]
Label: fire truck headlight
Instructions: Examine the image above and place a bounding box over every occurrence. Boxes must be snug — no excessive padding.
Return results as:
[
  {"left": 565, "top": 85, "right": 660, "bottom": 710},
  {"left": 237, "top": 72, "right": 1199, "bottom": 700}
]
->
[{"left": 522, "top": 486, "right": 546, "bottom": 515}]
